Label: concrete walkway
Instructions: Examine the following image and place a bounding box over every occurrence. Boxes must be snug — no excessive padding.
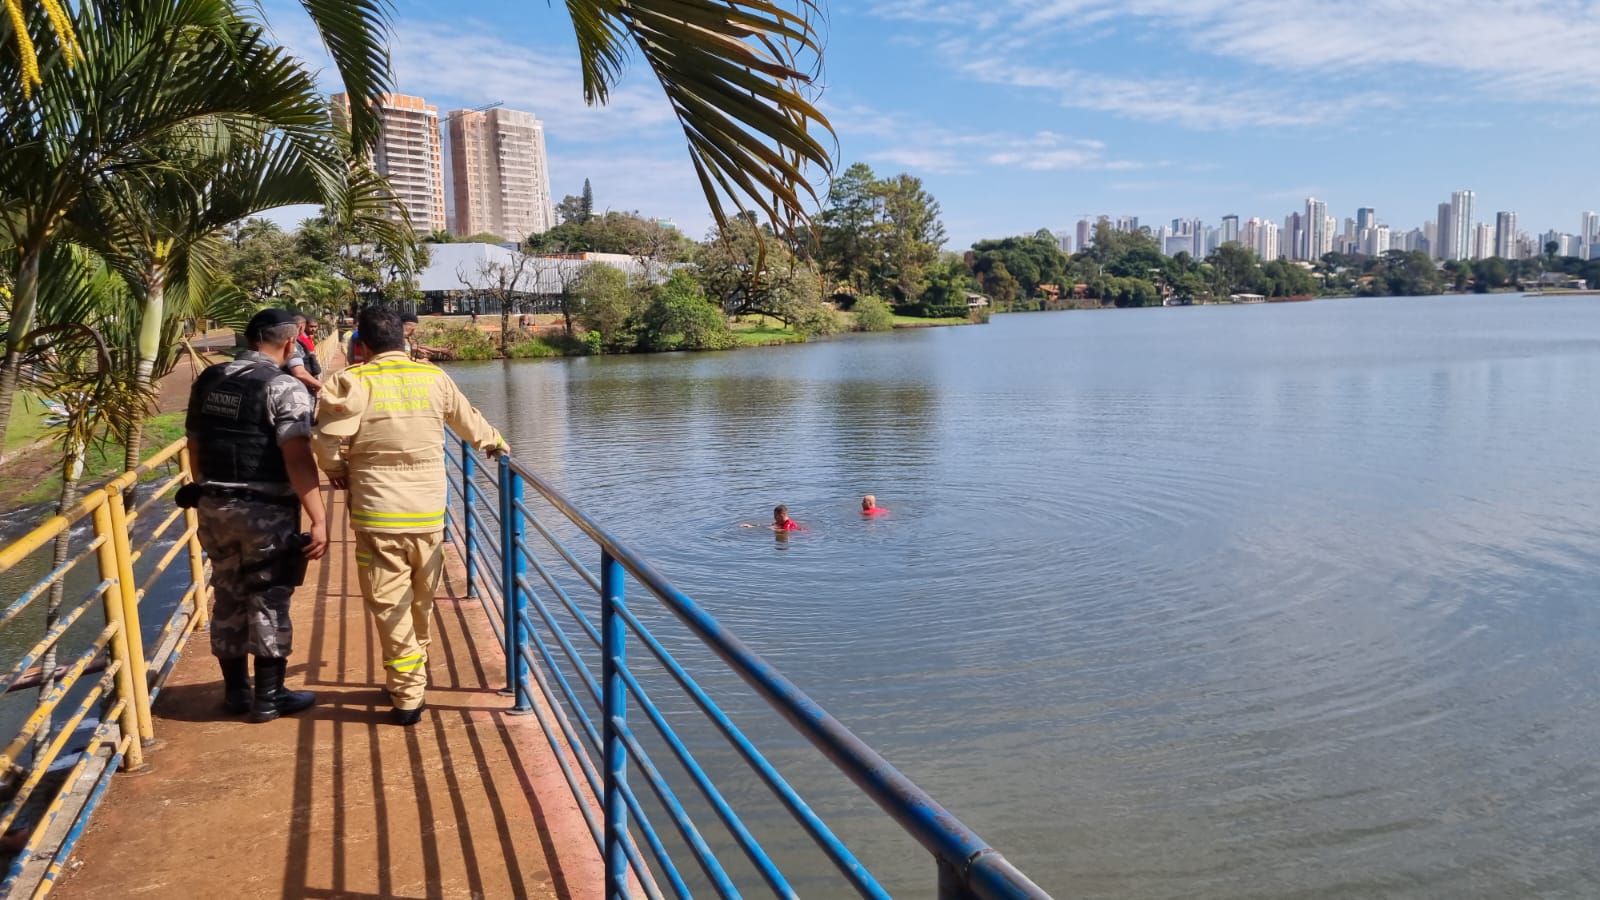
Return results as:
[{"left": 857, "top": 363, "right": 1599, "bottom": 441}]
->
[{"left": 54, "top": 492, "right": 602, "bottom": 899}]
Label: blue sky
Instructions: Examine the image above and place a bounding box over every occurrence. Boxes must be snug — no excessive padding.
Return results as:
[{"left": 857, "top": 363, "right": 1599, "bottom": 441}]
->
[{"left": 264, "top": 0, "right": 1600, "bottom": 248}]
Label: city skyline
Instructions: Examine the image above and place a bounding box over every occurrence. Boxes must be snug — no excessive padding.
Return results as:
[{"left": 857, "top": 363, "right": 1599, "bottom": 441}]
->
[
  {"left": 267, "top": 0, "right": 1600, "bottom": 248},
  {"left": 1057, "top": 192, "right": 1600, "bottom": 264}
]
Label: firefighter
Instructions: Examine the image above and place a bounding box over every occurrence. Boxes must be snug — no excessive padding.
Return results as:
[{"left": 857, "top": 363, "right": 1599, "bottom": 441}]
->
[
  {"left": 313, "top": 306, "right": 506, "bottom": 726},
  {"left": 185, "top": 309, "right": 328, "bottom": 723}
]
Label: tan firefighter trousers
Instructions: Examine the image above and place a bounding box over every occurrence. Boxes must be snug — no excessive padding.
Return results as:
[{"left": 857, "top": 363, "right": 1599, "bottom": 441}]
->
[{"left": 354, "top": 530, "right": 444, "bottom": 710}]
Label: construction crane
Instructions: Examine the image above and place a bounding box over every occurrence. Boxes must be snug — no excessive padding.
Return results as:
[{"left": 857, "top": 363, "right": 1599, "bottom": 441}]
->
[{"left": 444, "top": 100, "right": 504, "bottom": 120}]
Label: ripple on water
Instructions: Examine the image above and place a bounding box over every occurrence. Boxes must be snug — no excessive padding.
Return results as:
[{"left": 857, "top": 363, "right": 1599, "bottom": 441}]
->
[{"left": 446, "top": 297, "right": 1600, "bottom": 898}]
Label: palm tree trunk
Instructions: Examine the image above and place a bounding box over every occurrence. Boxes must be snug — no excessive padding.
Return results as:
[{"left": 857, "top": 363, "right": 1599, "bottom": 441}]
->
[
  {"left": 36, "top": 438, "right": 86, "bottom": 755},
  {"left": 0, "top": 249, "right": 43, "bottom": 446},
  {"left": 123, "top": 268, "right": 165, "bottom": 507}
]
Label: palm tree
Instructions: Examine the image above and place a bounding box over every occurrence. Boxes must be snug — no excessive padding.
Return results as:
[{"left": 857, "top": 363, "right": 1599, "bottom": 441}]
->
[
  {"left": 0, "top": 0, "right": 343, "bottom": 442},
  {"left": 73, "top": 133, "right": 342, "bottom": 475}
]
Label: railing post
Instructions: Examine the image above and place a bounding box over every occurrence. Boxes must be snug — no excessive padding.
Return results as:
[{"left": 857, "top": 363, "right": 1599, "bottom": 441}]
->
[
  {"left": 461, "top": 440, "right": 476, "bottom": 598},
  {"left": 504, "top": 462, "right": 532, "bottom": 713},
  {"left": 105, "top": 485, "right": 154, "bottom": 743},
  {"left": 92, "top": 502, "right": 143, "bottom": 771},
  {"left": 601, "top": 550, "right": 628, "bottom": 900},
  {"left": 179, "top": 447, "right": 209, "bottom": 628},
  {"left": 938, "top": 858, "right": 977, "bottom": 900}
]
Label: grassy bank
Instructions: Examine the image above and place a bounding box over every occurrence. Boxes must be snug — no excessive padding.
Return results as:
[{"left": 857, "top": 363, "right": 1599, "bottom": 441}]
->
[
  {"left": 4, "top": 392, "right": 49, "bottom": 454},
  {"left": 729, "top": 316, "right": 809, "bottom": 346},
  {"left": 0, "top": 412, "right": 186, "bottom": 509},
  {"left": 892, "top": 314, "right": 973, "bottom": 327}
]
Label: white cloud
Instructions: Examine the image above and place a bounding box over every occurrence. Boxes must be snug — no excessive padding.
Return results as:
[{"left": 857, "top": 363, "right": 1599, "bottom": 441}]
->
[
  {"left": 264, "top": 9, "right": 677, "bottom": 142},
  {"left": 870, "top": 0, "right": 1600, "bottom": 101},
  {"left": 828, "top": 103, "right": 1149, "bottom": 174},
  {"left": 957, "top": 57, "right": 1393, "bottom": 130}
]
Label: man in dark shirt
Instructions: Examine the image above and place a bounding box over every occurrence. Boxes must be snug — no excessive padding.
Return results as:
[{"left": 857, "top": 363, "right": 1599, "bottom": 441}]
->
[{"left": 187, "top": 309, "right": 328, "bottom": 723}]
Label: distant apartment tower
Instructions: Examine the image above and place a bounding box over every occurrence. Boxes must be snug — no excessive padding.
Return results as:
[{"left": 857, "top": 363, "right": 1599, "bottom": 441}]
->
[
  {"left": 1249, "top": 219, "right": 1279, "bottom": 260},
  {"left": 1433, "top": 203, "right": 1451, "bottom": 260},
  {"left": 446, "top": 106, "right": 555, "bottom": 241},
  {"left": 333, "top": 92, "right": 447, "bottom": 234},
  {"left": 1472, "top": 223, "right": 1495, "bottom": 260},
  {"left": 1285, "top": 212, "right": 1304, "bottom": 260},
  {"left": 1582, "top": 211, "right": 1600, "bottom": 257},
  {"left": 1356, "top": 208, "right": 1376, "bottom": 234},
  {"left": 1494, "top": 212, "right": 1518, "bottom": 259},
  {"left": 1053, "top": 230, "right": 1074, "bottom": 254},
  {"left": 1304, "top": 198, "right": 1329, "bottom": 260},
  {"left": 1445, "top": 190, "right": 1474, "bottom": 260},
  {"left": 1220, "top": 214, "right": 1240, "bottom": 245},
  {"left": 1075, "top": 218, "right": 1093, "bottom": 252}
]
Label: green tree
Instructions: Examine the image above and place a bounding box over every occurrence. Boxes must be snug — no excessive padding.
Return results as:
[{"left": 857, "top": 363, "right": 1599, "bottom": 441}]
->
[
  {"left": 1206, "top": 243, "right": 1260, "bottom": 295},
  {"left": 0, "top": 0, "right": 349, "bottom": 445},
  {"left": 850, "top": 295, "right": 893, "bottom": 332},
  {"left": 918, "top": 255, "right": 977, "bottom": 316},
  {"left": 813, "top": 162, "right": 946, "bottom": 302},
  {"left": 569, "top": 262, "right": 640, "bottom": 352},
  {"left": 1472, "top": 257, "right": 1510, "bottom": 292},
  {"left": 640, "top": 269, "right": 733, "bottom": 352},
  {"left": 694, "top": 217, "right": 826, "bottom": 328},
  {"left": 970, "top": 233, "right": 1065, "bottom": 301},
  {"left": 580, "top": 178, "right": 594, "bottom": 222}
]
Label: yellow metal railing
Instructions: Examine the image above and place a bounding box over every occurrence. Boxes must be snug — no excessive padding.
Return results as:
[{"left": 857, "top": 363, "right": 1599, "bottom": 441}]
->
[{"left": 0, "top": 437, "right": 210, "bottom": 898}]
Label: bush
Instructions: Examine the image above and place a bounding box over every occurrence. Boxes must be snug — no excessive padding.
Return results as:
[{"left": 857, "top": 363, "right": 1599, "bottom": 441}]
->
[
  {"left": 505, "top": 332, "right": 588, "bottom": 359},
  {"left": 640, "top": 271, "right": 735, "bottom": 352},
  {"left": 415, "top": 322, "right": 495, "bottom": 360},
  {"left": 851, "top": 295, "right": 894, "bottom": 332},
  {"left": 584, "top": 330, "right": 604, "bottom": 355},
  {"left": 793, "top": 302, "right": 843, "bottom": 337}
]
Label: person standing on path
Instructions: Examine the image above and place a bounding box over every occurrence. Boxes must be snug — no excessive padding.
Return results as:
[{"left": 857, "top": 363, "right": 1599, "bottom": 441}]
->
[
  {"left": 313, "top": 306, "right": 507, "bottom": 726},
  {"left": 185, "top": 309, "right": 328, "bottom": 723}
]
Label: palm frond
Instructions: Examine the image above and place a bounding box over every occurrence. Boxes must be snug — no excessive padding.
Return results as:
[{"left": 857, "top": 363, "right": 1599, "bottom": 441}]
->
[
  {"left": 577, "top": 0, "right": 834, "bottom": 239},
  {"left": 288, "top": 0, "right": 393, "bottom": 154}
]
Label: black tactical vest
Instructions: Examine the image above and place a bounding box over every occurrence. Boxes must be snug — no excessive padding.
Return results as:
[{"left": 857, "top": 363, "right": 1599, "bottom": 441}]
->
[{"left": 188, "top": 360, "right": 289, "bottom": 484}]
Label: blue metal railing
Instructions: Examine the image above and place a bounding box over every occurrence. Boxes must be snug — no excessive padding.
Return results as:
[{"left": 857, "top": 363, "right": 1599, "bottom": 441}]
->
[{"left": 444, "top": 433, "right": 1051, "bottom": 899}]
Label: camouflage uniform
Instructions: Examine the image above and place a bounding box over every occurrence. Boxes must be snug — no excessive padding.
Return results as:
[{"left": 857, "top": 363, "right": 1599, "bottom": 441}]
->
[
  {"left": 187, "top": 350, "right": 315, "bottom": 661},
  {"left": 197, "top": 498, "right": 300, "bottom": 658}
]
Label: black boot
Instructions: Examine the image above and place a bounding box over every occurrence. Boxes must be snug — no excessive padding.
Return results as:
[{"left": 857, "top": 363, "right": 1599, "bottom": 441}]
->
[
  {"left": 220, "top": 657, "right": 251, "bottom": 715},
  {"left": 249, "top": 656, "right": 316, "bottom": 723}
]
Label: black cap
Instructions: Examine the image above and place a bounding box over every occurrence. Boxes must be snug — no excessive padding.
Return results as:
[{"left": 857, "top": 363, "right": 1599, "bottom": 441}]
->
[{"left": 245, "top": 308, "right": 297, "bottom": 343}]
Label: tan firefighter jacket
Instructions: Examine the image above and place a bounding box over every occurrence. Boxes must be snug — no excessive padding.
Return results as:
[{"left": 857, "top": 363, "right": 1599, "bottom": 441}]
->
[{"left": 313, "top": 351, "right": 506, "bottom": 533}]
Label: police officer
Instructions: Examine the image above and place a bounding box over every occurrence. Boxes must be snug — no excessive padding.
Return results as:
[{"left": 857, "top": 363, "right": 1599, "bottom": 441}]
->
[
  {"left": 313, "top": 306, "right": 506, "bottom": 726},
  {"left": 187, "top": 309, "right": 329, "bottom": 723}
]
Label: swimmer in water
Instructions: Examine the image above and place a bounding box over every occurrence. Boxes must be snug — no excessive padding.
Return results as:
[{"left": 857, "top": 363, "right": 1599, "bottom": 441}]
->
[
  {"left": 861, "top": 495, "right": 888, "bottom": 517},
  {"left": 741, "top": 504, "right": 803, "bottom": 531},
  {"left": 772, "top": 504, "right": 801, "bottom": 531}
]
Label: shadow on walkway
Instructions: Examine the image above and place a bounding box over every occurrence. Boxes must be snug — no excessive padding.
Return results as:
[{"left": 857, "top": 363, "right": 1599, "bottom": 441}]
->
[{"left": 55, "top": 492, "right": 602, "bottom": 899}]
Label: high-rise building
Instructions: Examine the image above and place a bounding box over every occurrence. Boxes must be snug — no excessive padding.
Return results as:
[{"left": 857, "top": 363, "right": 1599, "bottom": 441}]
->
[
  {"left": 1251, "top": 219, "right": 1279, "bottom": 261},
  {"left": 1582, "top": 211, "right": 1599, "bottom": 257},
  {"left": 1446, "top": 190, "right": 1475, "bottom": 260},
  {"left": 446, "top": 106, "right": 555, "bottom": 241},
  {"left": 1285, "top": 212, "right": 1304, "bottom": 261},
  {"left": 1356, "top": 208, "right": 1377, "bottom": 234},
  {"left": 1305, "top": 198, "right": 1329, "bottom": 260},
  {"left": 334, "top": 92, "right": 447, "bottom": 234},
  {"left": 1434, "top": 203, "right": 1451, "bottom": 260},
  {"left": 1115, "top": 216, "right": 1140, "bottom": 234},
  {"left": 1472, "top": 223, "right": 1495, "bottom": 260},
  {"left": 1075, "top": 219, "right": 1093, "bottom": 252},
  {"left": 1053, "top": 231, "right": 1074, "bottom": 254},
  {"left": 1221, "top": 214, "right": 1240, "bottom": 246},
  {"left": 1494, "top": 212, "right": 1518, "bottom": 259},
  {"left": 1191, "top": 218, "right": 1206, "bottom": 258}
]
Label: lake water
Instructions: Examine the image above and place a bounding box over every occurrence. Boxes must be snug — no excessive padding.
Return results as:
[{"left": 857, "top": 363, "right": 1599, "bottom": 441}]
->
[{"left": 450, "top": 294, "right": 1600, "bottom": 897}]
